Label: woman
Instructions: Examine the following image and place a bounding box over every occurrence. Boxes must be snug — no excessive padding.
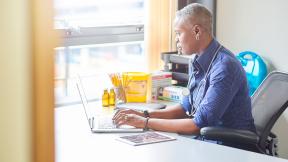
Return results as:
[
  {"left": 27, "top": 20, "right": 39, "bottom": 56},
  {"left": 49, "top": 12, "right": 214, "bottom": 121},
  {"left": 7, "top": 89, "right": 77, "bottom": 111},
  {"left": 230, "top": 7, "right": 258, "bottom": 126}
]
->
[{"left": 113, "top": 3, "right": 255, "bottom": 134}]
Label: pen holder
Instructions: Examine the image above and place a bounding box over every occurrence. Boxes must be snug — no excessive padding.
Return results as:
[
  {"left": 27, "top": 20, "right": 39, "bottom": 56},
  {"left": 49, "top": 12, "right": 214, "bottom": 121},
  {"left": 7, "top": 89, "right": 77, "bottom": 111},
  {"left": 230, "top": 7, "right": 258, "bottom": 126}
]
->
[{"left": 114, "top": 86, "right": 126, "bottom": 104}]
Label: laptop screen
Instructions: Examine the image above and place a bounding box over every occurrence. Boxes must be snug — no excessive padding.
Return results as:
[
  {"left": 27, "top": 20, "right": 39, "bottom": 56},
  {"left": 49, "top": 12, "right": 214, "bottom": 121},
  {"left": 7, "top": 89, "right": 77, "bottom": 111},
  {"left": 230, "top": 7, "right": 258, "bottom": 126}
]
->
[{"left": 76, "top": 81, "right": 93, "bottom": 129}]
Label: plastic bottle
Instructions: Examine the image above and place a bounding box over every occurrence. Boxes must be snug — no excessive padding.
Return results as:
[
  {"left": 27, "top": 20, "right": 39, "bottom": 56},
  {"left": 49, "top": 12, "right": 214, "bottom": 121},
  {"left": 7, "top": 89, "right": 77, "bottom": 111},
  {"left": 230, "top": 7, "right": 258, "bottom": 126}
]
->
[
  {"left": 109, "top": 88, "right": 116, "bottom": 106},
  {"left": 102, "top": 89, "right": 109, "bottom": 107}
]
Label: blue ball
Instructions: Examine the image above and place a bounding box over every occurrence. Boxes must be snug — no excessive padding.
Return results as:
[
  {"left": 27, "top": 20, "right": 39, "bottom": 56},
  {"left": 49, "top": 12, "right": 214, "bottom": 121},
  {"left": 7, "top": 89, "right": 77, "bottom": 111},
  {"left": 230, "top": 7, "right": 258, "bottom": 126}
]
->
[{"left": 237, "top": 51, "right": 267, "bottom": 96}]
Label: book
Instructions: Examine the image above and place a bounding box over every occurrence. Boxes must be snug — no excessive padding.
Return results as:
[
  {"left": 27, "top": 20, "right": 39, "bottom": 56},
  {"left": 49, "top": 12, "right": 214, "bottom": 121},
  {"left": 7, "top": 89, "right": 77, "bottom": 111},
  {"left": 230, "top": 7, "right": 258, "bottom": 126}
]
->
[
  {"left": 158, "top": 86, "right": 189, "bottom": 103},
  {"left": 116, "top": 132, "right": 176, "bottom": 146},
  {"left": 151, "top": 71, "right": 172, "bottom": 100}
]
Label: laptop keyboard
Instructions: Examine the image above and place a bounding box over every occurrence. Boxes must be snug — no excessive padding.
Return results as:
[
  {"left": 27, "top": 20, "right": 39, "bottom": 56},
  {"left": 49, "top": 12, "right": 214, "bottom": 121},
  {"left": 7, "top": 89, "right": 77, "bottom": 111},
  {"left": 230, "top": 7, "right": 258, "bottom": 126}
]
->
[{"left": 97, "top": 117, "right": 117, "bottom": 129}]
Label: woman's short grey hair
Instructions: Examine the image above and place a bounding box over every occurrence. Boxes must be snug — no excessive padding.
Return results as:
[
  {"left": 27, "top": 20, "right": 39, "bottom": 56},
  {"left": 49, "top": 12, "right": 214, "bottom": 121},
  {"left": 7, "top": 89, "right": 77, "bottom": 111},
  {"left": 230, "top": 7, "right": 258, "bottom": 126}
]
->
[{"left": 175, "top": 3, "right": 212, "bottom": 34}]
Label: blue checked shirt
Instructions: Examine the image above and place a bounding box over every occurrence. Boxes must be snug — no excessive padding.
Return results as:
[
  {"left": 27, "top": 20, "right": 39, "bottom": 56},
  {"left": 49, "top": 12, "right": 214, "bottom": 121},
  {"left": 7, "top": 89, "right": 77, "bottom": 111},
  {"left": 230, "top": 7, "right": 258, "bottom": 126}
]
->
[{"left": 181, "top": 39, "right": 256, "bottom": 132}]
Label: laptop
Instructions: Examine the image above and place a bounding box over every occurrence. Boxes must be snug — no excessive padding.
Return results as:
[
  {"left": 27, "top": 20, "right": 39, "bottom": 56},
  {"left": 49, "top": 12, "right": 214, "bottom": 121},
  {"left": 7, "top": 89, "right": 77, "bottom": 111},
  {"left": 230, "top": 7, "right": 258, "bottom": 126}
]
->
[
  {"left": 116, "top": 102, "right": 166, "bottom": 110},
  {"left": 76, "top": 82, "right": 144, "bottom": 133}
]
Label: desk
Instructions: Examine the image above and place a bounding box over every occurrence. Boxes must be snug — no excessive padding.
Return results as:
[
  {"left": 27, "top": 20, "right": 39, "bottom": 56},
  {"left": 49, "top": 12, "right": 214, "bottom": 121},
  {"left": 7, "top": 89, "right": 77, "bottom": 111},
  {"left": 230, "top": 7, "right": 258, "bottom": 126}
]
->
[{"left": 55, "top": 104, "right": 288, "bottom": 162}]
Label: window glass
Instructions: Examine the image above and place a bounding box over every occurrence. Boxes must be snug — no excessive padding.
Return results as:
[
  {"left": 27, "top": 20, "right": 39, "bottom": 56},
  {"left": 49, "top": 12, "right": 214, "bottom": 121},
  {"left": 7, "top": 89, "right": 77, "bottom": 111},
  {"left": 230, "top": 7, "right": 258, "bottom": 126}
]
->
[
  {"left": 54, "top": 0, "right": 144, "bottom": 29},
  {"left": 54, "top": 0, "right": 145, "bottom": 106}
]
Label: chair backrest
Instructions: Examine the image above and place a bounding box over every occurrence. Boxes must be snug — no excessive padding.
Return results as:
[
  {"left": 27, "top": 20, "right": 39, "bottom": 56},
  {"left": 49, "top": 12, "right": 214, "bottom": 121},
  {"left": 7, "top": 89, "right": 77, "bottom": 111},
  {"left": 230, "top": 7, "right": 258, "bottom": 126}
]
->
[{"left": 251, "top": 71, "right": 288, "bottom": 145}]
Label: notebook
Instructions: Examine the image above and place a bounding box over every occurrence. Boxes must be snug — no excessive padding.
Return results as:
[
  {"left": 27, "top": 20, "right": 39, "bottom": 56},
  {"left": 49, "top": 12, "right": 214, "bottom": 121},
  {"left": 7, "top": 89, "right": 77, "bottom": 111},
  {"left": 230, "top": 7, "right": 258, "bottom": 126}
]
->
[
  {"left": 116, "top": 132, "right": 176, "bottom": 146},
  {"left": 76, "top": 81, "right": 144, "bottom": 133}
]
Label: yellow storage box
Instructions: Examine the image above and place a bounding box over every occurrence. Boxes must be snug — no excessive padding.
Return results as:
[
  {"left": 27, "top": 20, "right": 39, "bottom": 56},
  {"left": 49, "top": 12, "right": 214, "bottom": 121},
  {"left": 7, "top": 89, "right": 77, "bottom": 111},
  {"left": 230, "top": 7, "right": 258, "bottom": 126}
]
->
[{"left": 123, "top": 72, "right": 149, "bottom": 103}]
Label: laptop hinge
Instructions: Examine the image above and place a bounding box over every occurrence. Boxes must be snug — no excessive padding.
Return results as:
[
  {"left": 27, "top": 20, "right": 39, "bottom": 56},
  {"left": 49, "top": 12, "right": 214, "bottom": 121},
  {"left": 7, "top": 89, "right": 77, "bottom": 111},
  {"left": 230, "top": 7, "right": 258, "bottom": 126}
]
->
[{"left": 89, "top": 117, "right": 94, "bottom": 129}]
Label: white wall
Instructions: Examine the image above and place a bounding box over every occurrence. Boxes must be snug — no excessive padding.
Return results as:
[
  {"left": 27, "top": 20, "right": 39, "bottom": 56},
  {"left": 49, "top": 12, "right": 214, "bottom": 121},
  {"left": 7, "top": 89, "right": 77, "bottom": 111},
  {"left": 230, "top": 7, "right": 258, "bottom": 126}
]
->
[
  {"left": 217, "top": 0, "right": 288, "bottom": 158},
  {"left": 0, "top": 0, "right": 32, "bottom": 162}
]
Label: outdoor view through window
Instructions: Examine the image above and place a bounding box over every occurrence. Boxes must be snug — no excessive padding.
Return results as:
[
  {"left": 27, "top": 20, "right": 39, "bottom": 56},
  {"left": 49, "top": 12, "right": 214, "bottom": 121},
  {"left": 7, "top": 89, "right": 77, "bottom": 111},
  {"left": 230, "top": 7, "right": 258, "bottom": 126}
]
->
[{"left": 54, "top": 0, "right": 146, "bottom": 106}]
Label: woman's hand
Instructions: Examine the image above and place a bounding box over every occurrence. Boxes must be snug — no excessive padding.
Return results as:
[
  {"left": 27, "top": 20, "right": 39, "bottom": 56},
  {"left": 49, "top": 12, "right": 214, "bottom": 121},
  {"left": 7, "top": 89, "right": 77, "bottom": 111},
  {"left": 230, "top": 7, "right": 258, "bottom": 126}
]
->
[
  {"left": 112, "top": 109, "right": 146, "bottom": 128},
  {"left": 113, "top": 109, "right": 144, "bottom": 118}
]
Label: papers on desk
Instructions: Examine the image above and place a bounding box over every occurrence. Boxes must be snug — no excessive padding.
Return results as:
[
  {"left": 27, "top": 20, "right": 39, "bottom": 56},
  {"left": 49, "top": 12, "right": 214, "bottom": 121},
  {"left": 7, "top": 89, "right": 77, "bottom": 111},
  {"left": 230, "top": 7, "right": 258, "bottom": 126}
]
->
[{"left": 116, "top": 132, "right": 176, "bottom": 146}]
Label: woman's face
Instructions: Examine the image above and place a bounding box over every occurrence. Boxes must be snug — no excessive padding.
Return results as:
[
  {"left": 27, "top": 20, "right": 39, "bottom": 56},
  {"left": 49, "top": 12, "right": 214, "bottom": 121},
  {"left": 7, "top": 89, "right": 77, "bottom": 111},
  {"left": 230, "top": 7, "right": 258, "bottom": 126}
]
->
[{"left": 174, "top": 22, "right": 197, "bottom": 55}]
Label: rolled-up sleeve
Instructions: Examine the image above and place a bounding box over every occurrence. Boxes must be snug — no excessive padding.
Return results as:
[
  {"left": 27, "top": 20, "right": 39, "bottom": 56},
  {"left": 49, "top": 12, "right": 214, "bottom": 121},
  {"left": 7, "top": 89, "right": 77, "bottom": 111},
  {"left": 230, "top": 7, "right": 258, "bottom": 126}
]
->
[{"left": 193, "top": 62, "right": 242, "bottom": 128}]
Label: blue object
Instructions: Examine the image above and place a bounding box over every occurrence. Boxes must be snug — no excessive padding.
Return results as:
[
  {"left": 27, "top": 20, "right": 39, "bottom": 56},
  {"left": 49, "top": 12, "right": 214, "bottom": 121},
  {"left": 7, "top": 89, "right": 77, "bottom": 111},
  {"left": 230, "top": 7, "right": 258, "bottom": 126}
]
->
[{"left": 237, "top": 51, "right": 267, "bottom": 96}]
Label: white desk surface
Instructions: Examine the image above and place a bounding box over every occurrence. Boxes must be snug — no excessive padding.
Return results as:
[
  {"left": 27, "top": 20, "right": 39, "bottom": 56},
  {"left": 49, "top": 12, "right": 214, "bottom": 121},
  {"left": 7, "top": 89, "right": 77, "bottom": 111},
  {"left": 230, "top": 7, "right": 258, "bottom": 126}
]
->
[{"left": 55, "top": 103, "right": 288, "bottom": 162}]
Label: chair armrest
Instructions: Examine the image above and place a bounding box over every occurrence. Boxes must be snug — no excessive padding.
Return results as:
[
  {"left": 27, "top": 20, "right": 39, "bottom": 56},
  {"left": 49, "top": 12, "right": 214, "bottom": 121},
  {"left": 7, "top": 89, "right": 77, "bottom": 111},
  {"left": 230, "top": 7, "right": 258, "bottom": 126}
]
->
[{"left": 200, "top": 127, "right": 259, "bottom": 145}]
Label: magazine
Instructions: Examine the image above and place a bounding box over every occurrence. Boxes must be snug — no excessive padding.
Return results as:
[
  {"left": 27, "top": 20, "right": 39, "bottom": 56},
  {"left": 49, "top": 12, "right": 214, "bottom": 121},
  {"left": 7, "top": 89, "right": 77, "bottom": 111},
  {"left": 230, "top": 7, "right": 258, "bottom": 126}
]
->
[{"left": 116, "top": 132, "right": 176, "bottom": 146}]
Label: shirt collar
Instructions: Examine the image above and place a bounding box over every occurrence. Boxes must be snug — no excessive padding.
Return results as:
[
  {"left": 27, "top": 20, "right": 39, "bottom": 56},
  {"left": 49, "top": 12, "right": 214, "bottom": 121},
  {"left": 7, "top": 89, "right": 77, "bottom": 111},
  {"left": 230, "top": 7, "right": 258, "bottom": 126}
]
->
[{"left": 195, "top": 38, "right": 220, "bottom": 73}]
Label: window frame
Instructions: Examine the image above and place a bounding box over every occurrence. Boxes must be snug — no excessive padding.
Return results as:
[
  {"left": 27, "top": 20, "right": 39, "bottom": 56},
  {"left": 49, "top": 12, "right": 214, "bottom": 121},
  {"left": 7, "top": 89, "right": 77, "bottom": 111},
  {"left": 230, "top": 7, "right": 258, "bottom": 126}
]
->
[
  {"left": 58, "top": 25, "right": 144, "bottom": 46},
  {"left": 55, "top": 25, "right": 145, "bottom": 107}
]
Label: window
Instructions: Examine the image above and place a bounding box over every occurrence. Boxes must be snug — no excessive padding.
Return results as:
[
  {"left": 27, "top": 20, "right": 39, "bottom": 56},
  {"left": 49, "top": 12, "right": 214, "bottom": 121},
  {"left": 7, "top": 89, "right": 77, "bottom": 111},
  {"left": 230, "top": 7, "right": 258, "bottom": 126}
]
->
[{"left": 54, "top": 0, "right": 146, "bottom": 106}]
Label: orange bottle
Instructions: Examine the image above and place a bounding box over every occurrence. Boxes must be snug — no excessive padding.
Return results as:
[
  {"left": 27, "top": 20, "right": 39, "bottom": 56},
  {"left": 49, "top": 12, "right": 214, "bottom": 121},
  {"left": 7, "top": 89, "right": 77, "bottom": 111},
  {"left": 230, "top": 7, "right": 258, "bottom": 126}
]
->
[
  {"left": 102, "top": 89, "right": 109, "bottom": 107},
  {"left": 109, "top": 88, "right": 116, "bottom": 106}
]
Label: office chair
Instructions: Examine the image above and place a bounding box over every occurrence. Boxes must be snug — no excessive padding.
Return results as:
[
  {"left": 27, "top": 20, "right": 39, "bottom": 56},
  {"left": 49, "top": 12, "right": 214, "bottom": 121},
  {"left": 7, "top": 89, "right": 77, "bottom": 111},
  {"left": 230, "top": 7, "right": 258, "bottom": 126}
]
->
[{"left": 200, "top": 71, "right": 288, "bottom": 156}]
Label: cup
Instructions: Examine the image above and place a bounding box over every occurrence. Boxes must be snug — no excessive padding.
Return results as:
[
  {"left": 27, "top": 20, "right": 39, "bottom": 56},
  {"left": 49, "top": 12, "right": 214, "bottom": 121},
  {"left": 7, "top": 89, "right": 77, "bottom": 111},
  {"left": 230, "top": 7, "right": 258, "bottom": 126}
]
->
[{"left": 114, "top": 86, "right": 126, "bottom": 104}]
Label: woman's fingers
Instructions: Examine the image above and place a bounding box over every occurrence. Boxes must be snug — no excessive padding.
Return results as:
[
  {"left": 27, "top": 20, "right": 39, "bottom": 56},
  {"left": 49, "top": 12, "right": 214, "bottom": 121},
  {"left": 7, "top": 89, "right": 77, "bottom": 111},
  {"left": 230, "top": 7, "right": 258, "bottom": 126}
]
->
[
  {"left": 112, "top": 109, "right": 128, "bottom": 120},
  {"left": 114, "top": 114, "right": 146, "bottom": 128},
  {"left": 112, "top": 109, "right": 145, "bottom": 127},
  {"left": 112, "top": 109, "right": 140, "bottom": 120},
  {"left": 114, "top": 113, "right": 130, "bottom": 126}
]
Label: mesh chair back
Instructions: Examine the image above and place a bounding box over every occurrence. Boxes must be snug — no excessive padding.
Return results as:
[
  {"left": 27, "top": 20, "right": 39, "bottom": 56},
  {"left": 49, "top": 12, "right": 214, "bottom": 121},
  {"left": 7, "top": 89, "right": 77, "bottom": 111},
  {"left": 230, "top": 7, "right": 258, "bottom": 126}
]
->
[{"left": 251, "top": 71, "right": 288, "bottom": 144}]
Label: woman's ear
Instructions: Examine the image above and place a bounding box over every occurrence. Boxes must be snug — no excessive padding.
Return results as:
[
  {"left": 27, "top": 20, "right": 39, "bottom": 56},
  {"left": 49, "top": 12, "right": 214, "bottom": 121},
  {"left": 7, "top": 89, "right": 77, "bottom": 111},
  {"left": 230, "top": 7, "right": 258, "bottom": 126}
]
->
[
  {"left": 193, "top": 25, "right": 201, "bottom": 40},
  {"left": 193, "top": 25, "right": 201, "bottom": 35}
]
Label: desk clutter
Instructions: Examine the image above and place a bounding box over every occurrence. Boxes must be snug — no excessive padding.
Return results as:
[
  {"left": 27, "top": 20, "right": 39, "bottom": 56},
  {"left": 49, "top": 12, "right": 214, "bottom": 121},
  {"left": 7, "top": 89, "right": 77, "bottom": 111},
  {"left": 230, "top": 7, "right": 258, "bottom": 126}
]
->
[
  {"left": 151, "top": 71, "right": 189, "bottom": 103},
  {"left": 157, "top": 86, "right": 189, "bottom": 103},
  {"left": 108, "top": 72, "right": 149, "bottom": 104},
  {"left": 106, "top": 71, "right": 188, "bottom": 106}
]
